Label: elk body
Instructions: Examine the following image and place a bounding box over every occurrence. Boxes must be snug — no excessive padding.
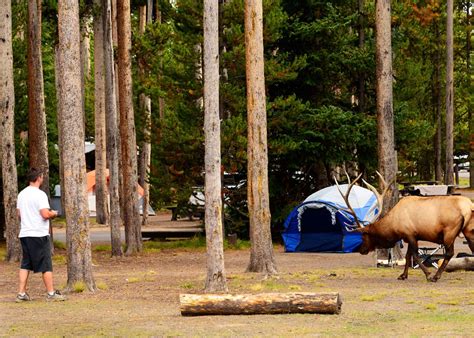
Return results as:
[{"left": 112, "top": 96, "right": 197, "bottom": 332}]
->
[{"left": 336, "top": 173, "right": 474, "bottom": 282}]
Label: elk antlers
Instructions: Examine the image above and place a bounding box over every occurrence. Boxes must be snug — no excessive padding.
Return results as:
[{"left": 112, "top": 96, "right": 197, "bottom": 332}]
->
[{"left": 334, "top": 170, "right": 392, "bottom": 229}]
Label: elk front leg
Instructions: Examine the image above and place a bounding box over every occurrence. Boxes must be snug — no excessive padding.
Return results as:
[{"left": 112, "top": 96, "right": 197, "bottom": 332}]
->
[
  {"left": 406, "top": 240, "right": 432, "bottom": 280},
  {"left": 428, "top": 244, "right": 454, "bottom": 282},
  {"left": 398, "top": 245, "right": 412, "bottom": 280}
]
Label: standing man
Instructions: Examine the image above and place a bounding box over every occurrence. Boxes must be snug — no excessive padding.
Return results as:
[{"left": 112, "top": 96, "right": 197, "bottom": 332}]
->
[{"left": 16, "top": 167, "right": 65, "bottom": 302}]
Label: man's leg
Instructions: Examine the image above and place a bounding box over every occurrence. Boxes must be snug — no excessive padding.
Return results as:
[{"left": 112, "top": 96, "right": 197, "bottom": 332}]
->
[
  {"left": 42, "top": 271, "right": 54, "bottom": 293},
  {"left": 18, "top": 269, "right": 30, "bottom": 293}
]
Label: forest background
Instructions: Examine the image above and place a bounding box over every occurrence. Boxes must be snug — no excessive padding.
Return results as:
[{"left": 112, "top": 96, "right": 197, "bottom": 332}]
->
[{"left": 2, "top": 0, "right": 473, "bottom": 239}]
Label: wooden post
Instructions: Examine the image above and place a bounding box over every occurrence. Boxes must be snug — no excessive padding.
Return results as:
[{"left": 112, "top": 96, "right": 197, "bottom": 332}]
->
[{"left": 180, "top": 292, "right": 342, "bottom": 316}]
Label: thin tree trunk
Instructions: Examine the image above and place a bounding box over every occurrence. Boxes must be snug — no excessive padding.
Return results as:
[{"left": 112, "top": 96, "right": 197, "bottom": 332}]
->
[
  {"left": 94, "top": 0, "right": 109, "bottom": 225},
  {"left": 375, "top": 0, "right": 398, "bottom": 261},
  {"left": 103, "top": 0, "right": 122, "bottom": 255},
  {"left": 375, "top": 0, "right": 397, "bottom": 208},
  {"left": 27, "top": 0, "right": 53, "bottom": 252},
  {"left": 57, "top": 0, "right": 96, "bottom": 291},
  {"left": 467, "top": 2, "right": 473, "bottom": 189},
  {"left": 54, "top": 45, "right": 66, "bottom": 222},
  {"left": 117, "top": 0, "right": 141, "bottom": 254},
  {"left": 0, "top": 0, "right": 21, "bottom": 262},
  {"left": 358, "top": 0, "right": 366, "bottom": 113},
  {"left": 80, "top": 16, "right": 91, "bottom": 124},
  {"left": 445, "top": 0, "right": 454, "bottom": 185},
  {"left": 244, "top": 0, "right": 277, "bottom": 275},
  {"left": 103, "top": 0, "right": 123, "bottom": 256},
  {"left": 27, "top": 0, "right": 50, "bottom": 194},
  {"left": 434, "top": 22, "right": 443, "bottom": 182},
  {"left": 203, "top": 0, "right": 227, "bottom": 292},
  {"left": 138, "top": 5, "right": 152, "bottom": 226}
]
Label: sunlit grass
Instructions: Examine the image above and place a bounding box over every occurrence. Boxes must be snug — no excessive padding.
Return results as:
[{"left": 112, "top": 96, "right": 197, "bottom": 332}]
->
[
  {"left": 96, "top": 281, "right": 109, "bottom": 290},
  {"left": 180, "top": 282, "right": 195, "bottom": 289},
  {"left": 360, "top": 292, "right": 387, "bottom": 302},
  {"left": 53, "top": 240, "right": 66, "bottom": 250},
  {"left": 52, "top": 254, "right": 67, "bottom": 265},
  {"left": 73, "top": 281, "right": 86, "bottom": 293}
]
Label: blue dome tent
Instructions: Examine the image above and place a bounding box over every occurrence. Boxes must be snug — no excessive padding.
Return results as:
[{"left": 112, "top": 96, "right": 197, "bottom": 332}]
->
[{"left": 282, "top": 184, "right": 380, "bottom": 253}]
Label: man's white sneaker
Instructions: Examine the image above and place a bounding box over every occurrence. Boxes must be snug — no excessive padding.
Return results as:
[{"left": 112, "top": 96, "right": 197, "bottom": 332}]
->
[{"left": 46, "top": 290, "right": 66, "bottom": 302}]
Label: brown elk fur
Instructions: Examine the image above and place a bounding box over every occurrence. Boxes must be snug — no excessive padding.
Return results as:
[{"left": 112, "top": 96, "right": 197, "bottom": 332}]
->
[{"left": 358, "top": 195, "right": 474, "bottom": 282}]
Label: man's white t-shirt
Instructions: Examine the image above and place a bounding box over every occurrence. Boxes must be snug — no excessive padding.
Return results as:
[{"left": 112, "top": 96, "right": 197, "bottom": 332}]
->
[{"left": 17, "top": 186, "right": 51, "bottom": 238}]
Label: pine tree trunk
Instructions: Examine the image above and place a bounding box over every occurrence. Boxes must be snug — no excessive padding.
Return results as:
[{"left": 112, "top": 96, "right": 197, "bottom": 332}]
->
[
  {"left": 203, "top": 0, "right": 227, "bottom": 292},
  {"left": 434, "top": 22, "right": 443, "bottom": 182},
  {"left": 467, "top": 3, "right": 473, "bottom": 189},
  {"left": 244, "top": 0, "right": 277, "bottom": 275},
  {"left": 445, "top": 0, "right": 454, "bottom": 185},
  {"left": 117, "top": 0, "right": 141, "bottom": 255},
  {"left": 57, "top": 0, "right": 96, "bottom": 291},
  {"left": 27, "top": 0, "right": 50, "bottom": 195},
  {"left": 94, "top": 0, "right": 109, "bottom": 225},
  {"left": 0, "top": 0, "right": 21, "bottom": 262},
  {"left": 375, "top": 0, "right": 398, "bottom": 261},
  {"left": 375, "top": 0, "right": 397, "bottom": 209},
  {"left": 103, "top": 0, "right": 123, "bottom": 257},
  {"left": 80, "top": 17, "right": 91, "bottom": 123},
  {"left": 138, "top": 5, "right": 152, "bottom": 226},
  {"left": 358, "top": 0, "right": 366, "bottom": 113}
]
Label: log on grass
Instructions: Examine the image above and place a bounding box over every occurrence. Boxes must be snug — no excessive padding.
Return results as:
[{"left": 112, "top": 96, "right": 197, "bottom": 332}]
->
[
  {"left": 180, "top": 292, "right": 342, "bottom": 316},
  {"left": 444, "top": 257, "right": 474, "bottom": 272}
]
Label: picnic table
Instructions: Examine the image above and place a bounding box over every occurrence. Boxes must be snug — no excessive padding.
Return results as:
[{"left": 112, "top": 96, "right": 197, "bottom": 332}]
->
[{"left": 400, "top": 181, "right": 457, "bottom": 196}]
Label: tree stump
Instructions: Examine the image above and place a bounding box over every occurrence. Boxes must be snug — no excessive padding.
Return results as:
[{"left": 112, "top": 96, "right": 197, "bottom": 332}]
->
[
  {"left": 444, "top": 257, "right": 474, "bottom": 272},
  {"left": 180, "top": 292, "right": 342, "bottom": 316}
]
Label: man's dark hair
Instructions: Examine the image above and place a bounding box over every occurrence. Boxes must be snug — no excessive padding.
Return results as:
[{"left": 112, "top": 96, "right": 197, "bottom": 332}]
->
[{"left": 26, "top": 167, "right": 43, "bottom": 183}]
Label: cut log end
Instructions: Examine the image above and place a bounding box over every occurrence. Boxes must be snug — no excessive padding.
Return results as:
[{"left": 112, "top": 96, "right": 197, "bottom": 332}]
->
[{"left": 180, "top": 292, "right": 342, "bottom": 316}]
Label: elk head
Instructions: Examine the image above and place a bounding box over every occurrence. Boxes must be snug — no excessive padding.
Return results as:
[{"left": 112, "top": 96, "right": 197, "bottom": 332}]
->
[{"left": 334, "top": 171, "right": 391, "bottom": 255}]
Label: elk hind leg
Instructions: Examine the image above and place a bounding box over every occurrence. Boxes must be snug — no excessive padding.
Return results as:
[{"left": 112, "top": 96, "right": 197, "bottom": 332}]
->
[
  {"left": 428, "top": 244, "right": 454, "bottom": 282},
  {"left": 398, "top": 245, "right": 412, "bottom": 280},
  {"left": 462, "top": 221, "right": 474, "bottom": 253}
]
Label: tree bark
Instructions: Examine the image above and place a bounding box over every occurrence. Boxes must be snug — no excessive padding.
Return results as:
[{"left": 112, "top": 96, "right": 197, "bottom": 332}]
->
[
  {"left": 117, "top": 0, "right": 141, "bottom": 254},
  {"left": 94, "top": 0, "right": 109, "bottom": 225},
  {"left": 180, "top": 293, "right": 342, "bottom": 316},
  {"left": 27, "top": 0, "right": 50, "bottom": 195},
  {"left": 57, "top": 0, "right": 96, "bottom": 291},
  {"left": 375, "top": 0, "right": 398, "bottom": 261},
  {"left": 467, "top": 3, "right": 474, "bottom": 189},
  {"left": 138, "top": 4, "right": 152, "bottom": 226},
  {"left": 375, "top": 0, "right": 397, "bottom": 209},
  {"left": 445, "top": 0, "right": 454, "bottom": 185},
  {"left": 0, "top": 0, "right": 21, "bottom": 262},
  {"left": 203, "top": 0, "right": 228, "bottom": 292},
  {"left": 357, "top": 0, "right": 366, "bottom": 113},
  {"left": 103, "top": 0, "right": 123, "bottom": 256},
  {"left": 244, "top": 0, "right": 277, "bottom": 275},
  {"left": 434, "top": 22, "right": 443, "bottom": 183}
]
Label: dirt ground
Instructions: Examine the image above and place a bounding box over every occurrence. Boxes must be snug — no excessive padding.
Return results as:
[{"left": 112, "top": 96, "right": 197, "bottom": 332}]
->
[
  {"left": 1, "top": 190, "right": 474, "bottom": 336},
  {"left": 1, "top": 240, "right": 474, "bottom": 336}
]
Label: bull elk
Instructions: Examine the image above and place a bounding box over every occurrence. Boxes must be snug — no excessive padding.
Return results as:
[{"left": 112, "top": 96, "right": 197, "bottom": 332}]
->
[{"left": 335, "top": 172, "right": 474, "bottom": 282}]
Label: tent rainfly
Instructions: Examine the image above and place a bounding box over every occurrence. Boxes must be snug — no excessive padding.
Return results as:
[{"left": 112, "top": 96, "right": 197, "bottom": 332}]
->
[{"left": 282, "top": 184, "right": 380, "bottom": 253}]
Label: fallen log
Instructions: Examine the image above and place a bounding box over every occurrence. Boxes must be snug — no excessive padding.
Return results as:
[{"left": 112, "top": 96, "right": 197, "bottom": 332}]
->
[
  {"left": 444, "top": 257, "right": 474, "bottom": 272},
  {"left": 180, "top": 292, "right": 342, "bottom": 316}
]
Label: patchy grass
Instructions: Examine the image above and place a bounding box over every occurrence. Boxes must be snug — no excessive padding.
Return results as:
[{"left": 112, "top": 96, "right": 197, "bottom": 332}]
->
[
  {"left": 1, "top": 244, "right": 473, "bottom": 336},
  {"left": 95, "top": 281, "right": 108, "bottom": 290},
  {"left": 72, "top": 281, "right": 86, "bottom": 293},
  {"left": 52, "top": 254, "right": 67, "bottom": 265},
  {"left": 53, "top": 240, "right": 66, "bottom": 250}
]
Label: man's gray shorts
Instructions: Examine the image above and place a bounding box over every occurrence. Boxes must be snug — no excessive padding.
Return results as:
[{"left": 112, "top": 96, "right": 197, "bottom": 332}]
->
[{"left": 20, "top": 236, "right": 53, "bottom": 273}]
